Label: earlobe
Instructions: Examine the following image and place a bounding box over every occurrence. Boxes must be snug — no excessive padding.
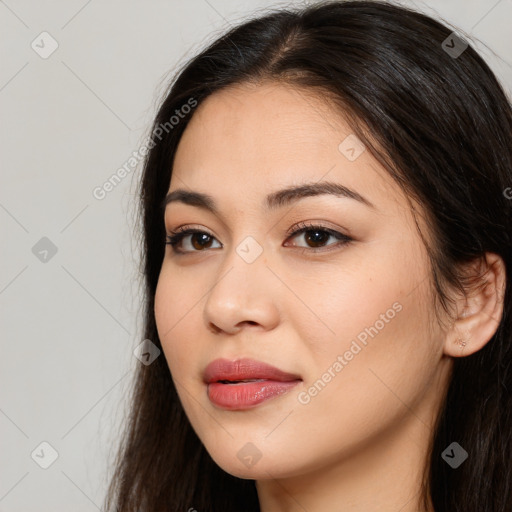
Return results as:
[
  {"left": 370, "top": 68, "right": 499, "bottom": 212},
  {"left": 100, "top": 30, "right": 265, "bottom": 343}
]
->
[{"left": 444, "top": 252, "right": 506, "bottom": 358}]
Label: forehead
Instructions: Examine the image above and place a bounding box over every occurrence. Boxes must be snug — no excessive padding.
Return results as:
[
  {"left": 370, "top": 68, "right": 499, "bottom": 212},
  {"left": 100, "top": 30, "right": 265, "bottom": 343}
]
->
[{"left": 170, "top": 81, "right": 403, "bottom": 214}]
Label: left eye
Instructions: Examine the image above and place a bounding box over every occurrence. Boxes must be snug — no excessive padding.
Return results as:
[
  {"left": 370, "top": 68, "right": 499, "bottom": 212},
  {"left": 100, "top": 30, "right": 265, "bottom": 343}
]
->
[
  {"left": 286, "top": 225, "right": 352, "bottom": 251},
  {"left": 165, "top": 224, "right": 352, "bottom": 254}
]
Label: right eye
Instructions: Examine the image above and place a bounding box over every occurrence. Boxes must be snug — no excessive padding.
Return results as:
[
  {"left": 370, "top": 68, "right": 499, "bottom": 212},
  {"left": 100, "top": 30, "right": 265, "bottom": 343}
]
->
[{"left": 165, "top": 228, "right": 222, "bottom": 253}]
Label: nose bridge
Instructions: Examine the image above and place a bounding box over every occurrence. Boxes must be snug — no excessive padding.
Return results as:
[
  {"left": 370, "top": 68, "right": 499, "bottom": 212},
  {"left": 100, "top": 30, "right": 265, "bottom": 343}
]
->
[
  {"left": 212, "top": 201, "right": 271, "bottom": 286},
  {"left": 213, "top": 233, "right": 269, "bottom": 301},
  {"left": 203, "top": 232, "right": 278, "bottom": 332}
]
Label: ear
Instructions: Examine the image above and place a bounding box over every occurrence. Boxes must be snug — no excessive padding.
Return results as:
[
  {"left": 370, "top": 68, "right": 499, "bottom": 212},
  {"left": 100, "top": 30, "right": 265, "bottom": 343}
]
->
[{"left": 444, "top": 252, "right": 506, "bottom": 358}]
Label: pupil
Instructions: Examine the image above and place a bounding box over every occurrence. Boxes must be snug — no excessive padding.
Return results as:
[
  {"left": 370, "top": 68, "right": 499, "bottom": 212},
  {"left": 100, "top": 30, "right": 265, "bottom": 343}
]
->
[
  {"left": 192, "top": 233, "right": 212, "bottom": 250},
  {"left": 306, "top": 230, "right": 328, "bottom": 247}
]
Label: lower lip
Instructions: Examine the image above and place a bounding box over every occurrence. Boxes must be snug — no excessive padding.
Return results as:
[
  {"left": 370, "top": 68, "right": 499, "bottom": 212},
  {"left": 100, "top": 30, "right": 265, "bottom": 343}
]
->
[{"left": 207, "top": 380, "right": 301, "bottom": 410}]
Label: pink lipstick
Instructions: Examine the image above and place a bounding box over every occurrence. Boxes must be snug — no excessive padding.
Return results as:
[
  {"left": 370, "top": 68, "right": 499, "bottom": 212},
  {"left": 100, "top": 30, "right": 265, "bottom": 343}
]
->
[{"left": 203, "top": 358, "right": 301, "bottom": 410}]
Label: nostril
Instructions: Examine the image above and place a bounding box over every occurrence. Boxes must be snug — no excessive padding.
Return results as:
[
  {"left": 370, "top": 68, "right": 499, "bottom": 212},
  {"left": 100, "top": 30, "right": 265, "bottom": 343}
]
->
[{"left": 235, "top": 320, "right": 259, "bottom": 328}]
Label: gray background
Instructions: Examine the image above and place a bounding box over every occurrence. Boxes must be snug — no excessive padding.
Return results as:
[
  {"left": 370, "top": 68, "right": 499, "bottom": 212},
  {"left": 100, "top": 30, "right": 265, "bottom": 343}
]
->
[{"left": 1, "top": 0, "right": 511, "bottom": 510}]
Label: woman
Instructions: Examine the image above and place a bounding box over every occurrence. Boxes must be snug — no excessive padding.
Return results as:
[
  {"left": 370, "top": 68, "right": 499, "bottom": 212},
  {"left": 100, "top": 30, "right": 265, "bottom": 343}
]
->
[{"left": 104, "top": 1, "right": 512, "bottom": 510}]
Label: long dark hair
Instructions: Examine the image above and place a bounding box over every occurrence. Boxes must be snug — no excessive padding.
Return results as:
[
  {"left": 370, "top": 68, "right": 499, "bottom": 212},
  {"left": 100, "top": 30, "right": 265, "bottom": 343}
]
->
[{"left": 103, "top": 1, "right": 512, "bottom": 510}]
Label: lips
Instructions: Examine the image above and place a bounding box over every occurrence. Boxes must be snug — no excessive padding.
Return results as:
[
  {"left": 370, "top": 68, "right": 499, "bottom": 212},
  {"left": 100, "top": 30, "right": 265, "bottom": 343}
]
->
[
  {"left": 203, "top": 358, "right": 302, "bottom": 410},
  {"left": 203, "top": 358, "right": 301, "bottom": 384}
]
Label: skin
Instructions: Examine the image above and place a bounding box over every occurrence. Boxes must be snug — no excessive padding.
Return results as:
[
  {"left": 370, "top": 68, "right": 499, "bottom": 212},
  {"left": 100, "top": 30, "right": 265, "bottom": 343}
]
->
[{"left": 154, "top": 81, "right": 505, "bottom": 512}]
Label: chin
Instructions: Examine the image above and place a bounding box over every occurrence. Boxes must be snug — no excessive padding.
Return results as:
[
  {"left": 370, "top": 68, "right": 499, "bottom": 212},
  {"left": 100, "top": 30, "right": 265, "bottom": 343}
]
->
[{"left": 204, "top": 443, "right": 304, "bottom": 481}]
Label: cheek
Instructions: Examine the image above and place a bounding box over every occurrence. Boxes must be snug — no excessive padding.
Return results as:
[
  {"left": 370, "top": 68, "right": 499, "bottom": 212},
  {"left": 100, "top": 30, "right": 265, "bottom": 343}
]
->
[
  {"left": 314, "top": 279, "right": 435, "bottom": 404},
  {"left": 290, "top": 291, "right": 437, "bottom": 465},
  {"left": 154, "top": 268, "right": 197, "bottom": 376},
  {"left": 293, "top": 241, "right": 437, "bottom": 402},
  {"left": 284, "top": 245, "right": 424, "bottom": 358}
]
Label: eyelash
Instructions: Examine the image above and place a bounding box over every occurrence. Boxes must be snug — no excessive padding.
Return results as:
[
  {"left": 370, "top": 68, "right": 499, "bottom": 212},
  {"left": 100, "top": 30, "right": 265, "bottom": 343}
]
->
[{"left": 165, "top": 221, "right": 352, "bottom": 255}]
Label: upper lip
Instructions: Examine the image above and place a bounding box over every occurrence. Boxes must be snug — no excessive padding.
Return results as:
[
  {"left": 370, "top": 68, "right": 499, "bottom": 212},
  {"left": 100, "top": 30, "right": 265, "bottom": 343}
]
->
[{"left": 203, "top": 358, "right": 302, "bottom": 384}]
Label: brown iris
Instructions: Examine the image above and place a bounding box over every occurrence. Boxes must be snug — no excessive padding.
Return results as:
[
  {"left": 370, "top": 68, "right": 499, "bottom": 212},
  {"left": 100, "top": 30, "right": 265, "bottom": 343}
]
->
[{"left": 191, "top": 233, "right": 215, "bottom": 250}]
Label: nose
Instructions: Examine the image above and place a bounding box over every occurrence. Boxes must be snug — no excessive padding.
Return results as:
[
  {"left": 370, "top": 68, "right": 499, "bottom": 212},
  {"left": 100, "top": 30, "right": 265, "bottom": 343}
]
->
[{"left": 203, "top": 239, "right": 280, "bottom": 335}]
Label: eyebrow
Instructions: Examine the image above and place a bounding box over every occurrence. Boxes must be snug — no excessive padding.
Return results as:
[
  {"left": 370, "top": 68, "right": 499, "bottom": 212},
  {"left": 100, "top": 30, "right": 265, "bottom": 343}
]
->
[{"left": 161, "top": 180, "right": 375, "bottom": 214}]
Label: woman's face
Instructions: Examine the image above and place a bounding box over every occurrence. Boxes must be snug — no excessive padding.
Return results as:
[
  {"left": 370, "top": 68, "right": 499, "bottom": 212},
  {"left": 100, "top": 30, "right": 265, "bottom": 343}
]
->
[{"left": 154, "top": 82, "right": 452, "bottom": 481}]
